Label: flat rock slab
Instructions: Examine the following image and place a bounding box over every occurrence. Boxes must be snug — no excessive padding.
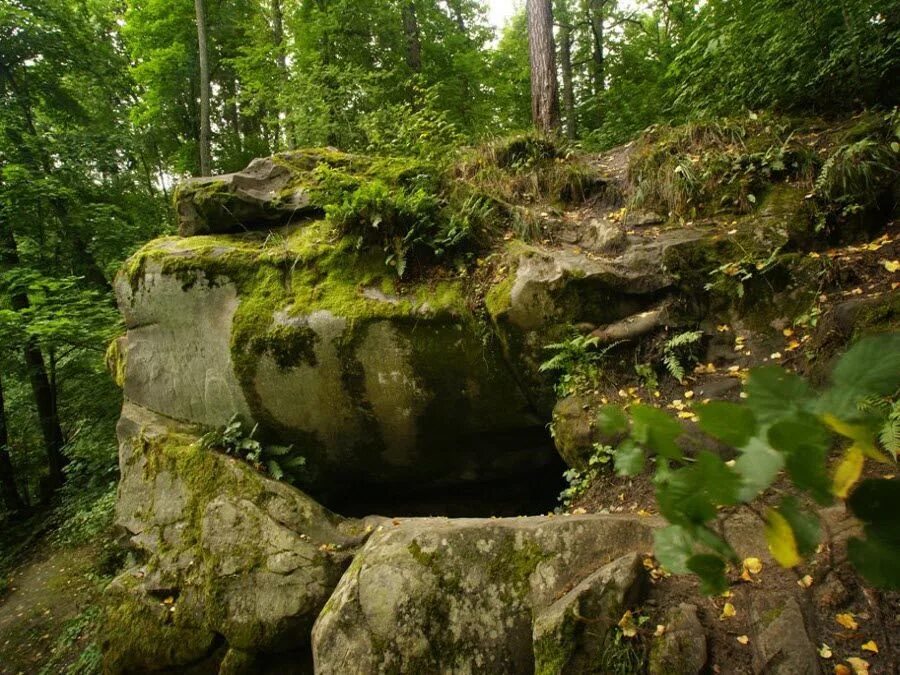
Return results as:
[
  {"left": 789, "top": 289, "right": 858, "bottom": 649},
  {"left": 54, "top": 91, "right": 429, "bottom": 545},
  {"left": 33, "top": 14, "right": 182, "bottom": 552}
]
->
[{"left": 312, "top": 513, "right": 659, "bottom": 674}]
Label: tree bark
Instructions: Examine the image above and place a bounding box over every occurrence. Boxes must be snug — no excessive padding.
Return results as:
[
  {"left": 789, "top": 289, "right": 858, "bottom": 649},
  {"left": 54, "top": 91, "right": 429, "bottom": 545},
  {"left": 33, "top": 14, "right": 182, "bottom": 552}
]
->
[
  {"left": 527, "top": 0, "right": 561, "bottom": 134},
  {"left": 0, "top": 224, "right": 67, "bottom": 492},
  {"left": 588, "top": 0, "right": 605, "bottom": 97},
  {"left": 402, "top": 2, "right": 423, "bottom": 73},
  {"left": 194, "top": 0, "right": 212, "bottom": 176},
  {"left": 558, "top": 19, "right": 576, "bottom": 139},
  {"left": 0, "top": 373, "right": 26, "bottom": 514}
]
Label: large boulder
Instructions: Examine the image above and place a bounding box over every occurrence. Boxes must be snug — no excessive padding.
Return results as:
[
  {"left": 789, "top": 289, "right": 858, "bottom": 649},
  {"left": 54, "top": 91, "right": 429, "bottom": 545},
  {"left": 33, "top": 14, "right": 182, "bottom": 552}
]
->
[
  {"left": 104, "top": 402, "right": 377, "bottom": 672},
  {"left": 115, "top": 229, "right": 550, "bottom": 500},
  {"left": 311, "top": 513, "right": 658, "bottom": 673}
]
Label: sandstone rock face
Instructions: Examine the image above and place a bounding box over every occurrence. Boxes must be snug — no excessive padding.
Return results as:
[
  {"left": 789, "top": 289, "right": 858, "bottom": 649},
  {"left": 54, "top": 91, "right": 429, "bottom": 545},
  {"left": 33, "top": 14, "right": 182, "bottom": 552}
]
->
[
  {"left": 105, "top": 402, "right": 377, "bottom": 672},
  {"left": 648, "top": 603, "right": 707, "bottom": 675},
  {"left": 311, "top": 514, "right": 658, "bottom": 674},
  {"left": 115, "top": 234, "right": 549, "bottom": 498}
]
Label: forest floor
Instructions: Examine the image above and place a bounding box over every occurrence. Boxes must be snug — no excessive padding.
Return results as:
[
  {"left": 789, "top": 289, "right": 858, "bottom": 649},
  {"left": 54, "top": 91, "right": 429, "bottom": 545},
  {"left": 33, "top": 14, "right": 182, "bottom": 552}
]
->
[{"left": 0, "top": 517, "right": 112, "bottom": 674}]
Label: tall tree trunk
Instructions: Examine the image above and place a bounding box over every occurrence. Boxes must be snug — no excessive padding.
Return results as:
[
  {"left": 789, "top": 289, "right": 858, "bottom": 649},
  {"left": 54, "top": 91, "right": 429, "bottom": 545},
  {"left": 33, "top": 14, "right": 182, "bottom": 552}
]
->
[
  {"left": 0, "top": 373, "right": 26, "bottom": 514},
  {"left": 588, "top": 0, "right": 605, "bottom": 97},
  {"left": 402, "top": 2, "right": 423, "bottom": 73},
  {"left": 195, "top": 0, "right": 212, "bottom": 176},
  {"left": 558, "top": 20, "right": 576, "bottom": 140},
  {"left": 527, "top": 0, "right": 561, "bottom": 135},
  {"left": 0, "top": 224, "right": 67, "bottom": 492},
  {"left": 271, "top": 0, "right": 290, "bottom": 149}
]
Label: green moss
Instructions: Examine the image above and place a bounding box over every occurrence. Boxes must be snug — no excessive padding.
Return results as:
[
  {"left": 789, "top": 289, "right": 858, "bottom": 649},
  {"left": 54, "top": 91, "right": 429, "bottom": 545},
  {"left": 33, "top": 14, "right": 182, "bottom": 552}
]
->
[
  {"left": 485, "top": 274, "right": 515, "bottom": 318},
  {"left": 105, "top": 336, "right": 126, "bottom": 388},
  {"left": 534, "top": 615, "right": 577, "bottom": 675}
]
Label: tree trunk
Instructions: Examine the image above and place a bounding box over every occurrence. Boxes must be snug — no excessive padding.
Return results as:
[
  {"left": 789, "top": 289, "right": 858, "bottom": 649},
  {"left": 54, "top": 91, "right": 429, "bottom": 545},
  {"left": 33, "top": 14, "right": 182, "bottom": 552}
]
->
[
  {"left": 0, "top": 373, "right": 26, "bottom": 514},
  {"left": 0, "top": 224, "right": 67, "bottom": 491},
  {"left": 271, "top": 0, "right": 291, "bottom": 149},
  {"left": 527, "top": 0, "right": 561, "bottom": 134},
  {"left": 558, "top": 19, "right": 576, "bottom": 140},
  {"left": 588, "top": 0, "right": 605, "bottom": 97},
  {"left": 195, "top": 0, "right": 212, "bottom": 176},
  {"left": 402, "top": 2, "right": 423, "bottom": 73}
]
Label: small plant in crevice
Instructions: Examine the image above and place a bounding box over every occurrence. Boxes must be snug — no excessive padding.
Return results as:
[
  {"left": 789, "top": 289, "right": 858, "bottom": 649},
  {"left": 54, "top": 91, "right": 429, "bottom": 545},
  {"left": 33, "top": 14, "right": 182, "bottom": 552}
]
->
[
  {"left": 198, "top": 415, "right": 306, "bottom": 484},
  {"left": 704, "top": 246, "right": 782, "bottom": 299},
  {"left": 540, "top": 334, "right": 622, "bottom": 397},
  {"left": 662, "top": 330, "right": 704, "bottom": 383},
  {"left": 558, "top": 443, "right": 616, "bottom": 509}
]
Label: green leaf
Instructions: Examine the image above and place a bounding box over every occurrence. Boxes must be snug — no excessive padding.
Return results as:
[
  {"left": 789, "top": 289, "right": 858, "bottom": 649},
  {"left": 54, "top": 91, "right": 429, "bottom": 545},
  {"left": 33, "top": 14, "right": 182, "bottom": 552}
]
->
[
  {"left": 687, "top": 554, "right": 728, "bottom": 595},
  {"left": 831, "top": 334, "right": 900, "bottom": 398},
  {"left": 847, "top": 479, "right": 900, "bottom": 541},
  {"left": 696, "top": 401, "right": 756, "bottom": 447},
  {"left": 848, "top": 536, "right": 900, "bottom": 590},
  {"left": 614, "top": 439, "right": 644, "bottom": 477},
  {"left": 743, "top": 366, "right": 812, "bottom": 424},
  {"left": 631, "top": 405, "right": 683, "bottom": 459},
  {"left": 596, "top": 405, "right": 628, "bottom": 436},
  {"left": 734, "top": 436, "right": 785, "bottom": 501},
  {"left": 656, "top": 453, "right": 739, "bottom": 526},
  {"left": 767, "top": 414, "right": 832, "bottom": 504},
  {"left": 653, "top": 525, "right": 694, "bottom": 574}
]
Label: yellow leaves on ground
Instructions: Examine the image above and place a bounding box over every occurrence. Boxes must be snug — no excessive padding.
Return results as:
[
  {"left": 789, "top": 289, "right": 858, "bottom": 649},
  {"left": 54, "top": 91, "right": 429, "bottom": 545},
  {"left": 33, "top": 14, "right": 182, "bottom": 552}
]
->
[
  {"left": 835, "top": 665, "right": 852, "bottom": 675},
  {"left": 835, "top": 613, "right": 859, "bottom": 630},
  {"left": 736, "top": 635, "right": 749, "bottom": 645},
  {"left": 846, "top": 657, "right": 870, "bottom": 674},
  {"left": 860, "top": 640, "right": 878, "bottom": 653},
  {"left": 832, "top": 444, "right": 865, "bottom": 499},
  {"left": 618, "top": 610, "right": 637, "bottom": 638},
  {"left": 798, "top": 574, "right": 814, "bottom": 588},
  {"left": 741, "top": 557, "right": 763, "bottom": 582},
  {"left": 881, "top": 259, "right": 899, "bottom": 273},
  {"left": 765, "top": 508, "right": 802, "bottom": 567},
  {"left": 720, "top": 602, "right": 736, "bottom": 619},
  {"left": 819, "top": 643, "right": 833, "bottom": 659}
]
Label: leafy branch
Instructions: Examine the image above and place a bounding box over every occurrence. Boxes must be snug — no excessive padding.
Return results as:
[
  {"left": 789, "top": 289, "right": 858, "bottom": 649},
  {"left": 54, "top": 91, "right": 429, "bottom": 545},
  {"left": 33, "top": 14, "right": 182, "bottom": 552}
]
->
[{"left": 596, "top": 333, "right": 900, "bottom": 593}]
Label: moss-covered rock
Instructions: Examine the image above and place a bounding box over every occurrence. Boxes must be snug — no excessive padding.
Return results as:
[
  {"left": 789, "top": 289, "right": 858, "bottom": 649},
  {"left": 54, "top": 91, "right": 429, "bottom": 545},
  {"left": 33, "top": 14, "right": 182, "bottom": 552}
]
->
[
  {"left": 311, "top": 514, "right": 657, "bottom": 674},
  {"left": 104, "top": 402, "right": 378, "bottom": 673}
]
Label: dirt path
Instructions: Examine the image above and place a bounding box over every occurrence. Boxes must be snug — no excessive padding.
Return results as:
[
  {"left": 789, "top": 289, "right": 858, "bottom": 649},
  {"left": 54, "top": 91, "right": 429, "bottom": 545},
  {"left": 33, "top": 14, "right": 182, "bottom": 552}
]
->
[{"left": 0, "top": 543, "right": 104, "bottom": 675}]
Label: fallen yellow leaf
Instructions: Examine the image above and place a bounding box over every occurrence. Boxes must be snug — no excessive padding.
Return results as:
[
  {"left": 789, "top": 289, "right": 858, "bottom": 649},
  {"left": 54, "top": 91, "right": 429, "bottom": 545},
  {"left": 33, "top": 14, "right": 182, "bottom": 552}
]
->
[
  {"left": 654, "top": 624, "right": 666, "bottom": 637},
  {"left": 798, "top": 574, "right": 814, "bottom": 588},
  {"left": 861, "top": 640, "right": 878, "bottom": 653},
  {"left": 835, "top": 613, "right": 859, "bottom": 630},
  {"left": 736, "top": 635, "right": 749, "bottom": 645},
  {"left": 882, "top": 259, "right": 899, "bottom": 273},
  {"left": 618, "top": 610, "right": 637, "bottom": 638},
  {"left": 720, "top": 602, "right": 736, "bottom": 619},
  {"left": 846, "top": 657, "right": 870, "bottom": 674},
  {"left": 743, "top": 557, "right": 763, "bottom": 575},
  {"left": 834, "top": 665, "right": 851, "bottom": 675},
  {"left": 819, "top": 643, "right": 833, "bottom": 659}
]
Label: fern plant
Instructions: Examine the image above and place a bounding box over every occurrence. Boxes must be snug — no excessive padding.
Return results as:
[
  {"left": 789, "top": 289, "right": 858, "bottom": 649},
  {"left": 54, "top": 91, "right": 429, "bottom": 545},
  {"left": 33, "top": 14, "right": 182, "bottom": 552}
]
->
[
  {"left": 662, "top": 330, "right": 703, "bottom": 382},
  {"left": 540, "top": 334, "right": 621, "bottom": 397},
  {"left": 198, "top": 415, "right": 306, "bottom": 484}
]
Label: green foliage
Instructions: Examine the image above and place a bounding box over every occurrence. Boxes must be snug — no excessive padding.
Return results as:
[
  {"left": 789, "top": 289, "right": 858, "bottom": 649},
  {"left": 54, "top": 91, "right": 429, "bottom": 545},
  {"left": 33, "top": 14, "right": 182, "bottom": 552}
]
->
[
  {"left": 198, "top": 415, "right": 306, "bottom": 484},
  {"left": 558, "top": 444, "right": 616, "bottom": 508},
  {"left": 540, "top": 334, "right": 621, "bottom": 397},
  {"left": 705, "top": 247, "right": 782, "bottom": 299},
  {"left": 662, "top": 330, "right": 703, "bottom": 382},
  {"left": 605, "top": 334, "right": 900, "bottom": 592}
]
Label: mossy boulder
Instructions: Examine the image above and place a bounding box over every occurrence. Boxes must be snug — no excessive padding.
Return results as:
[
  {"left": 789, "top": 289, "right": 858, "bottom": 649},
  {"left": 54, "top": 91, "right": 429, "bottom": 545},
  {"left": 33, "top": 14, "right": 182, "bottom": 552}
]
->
[
  {"left": 311, "top": 514, "right": 657, "bottom": 674},
  {"left": 114, "top": 228, "right": 549, "bottom": 499},
  {"left": 104, "top": 401, "right": 378, "bottom": 672}
]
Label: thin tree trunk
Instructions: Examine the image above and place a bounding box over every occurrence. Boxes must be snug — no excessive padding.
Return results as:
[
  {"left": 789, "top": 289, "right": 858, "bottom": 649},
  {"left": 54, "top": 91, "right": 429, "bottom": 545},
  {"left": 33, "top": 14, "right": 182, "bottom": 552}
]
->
[
  {"left": 0, "top": 373, "right": 26, "bottom": 514},
  {"left": 402, "top": 2, "right": 423, "bottom": 73},
  {"left": 0, "top": 225, "right": 67, "bottom": 491},
  {"left": 527, "top": 0, "right": 561, "bottom": 135},
  {"left": 271, "top": 0, "right": 290, "bottom": 149},
  {"left": 195, "top": 0, "right": 212, "bottom": 176},
  {"left": 588, "top": 0, "right": 605, "bottom": 97},
  {"left": 558, "top": 20, "right": 576, "bottom": 140}
]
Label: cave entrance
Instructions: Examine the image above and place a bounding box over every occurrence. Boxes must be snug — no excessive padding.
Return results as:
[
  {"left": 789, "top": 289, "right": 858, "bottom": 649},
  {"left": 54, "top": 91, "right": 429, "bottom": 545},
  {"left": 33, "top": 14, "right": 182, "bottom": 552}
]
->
[{"left": 319, "top": 432, "right": 567, "bottom": 518}]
